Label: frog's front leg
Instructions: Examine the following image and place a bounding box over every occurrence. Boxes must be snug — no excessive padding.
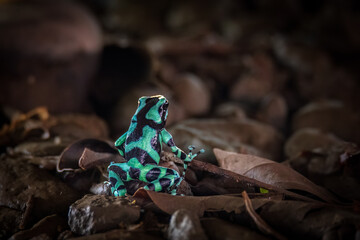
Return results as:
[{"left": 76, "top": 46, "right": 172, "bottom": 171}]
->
[
  {"left": 161, "top": 129, "right": 190, "bottom": 161},
  {"left": 114, "top": 132, "right": 127, "bottom": 157},
  {"left": 108, "top": 162, "right": 131, "bottom": 197},
  {"left": 161, "top": 129, "right": 204, "bottom": 177},
  {"left": 137, "top": 164, "right": 182, "bottom": 195},
  {"left": 183, "top": 146, "right": 205, "bottom": 176}
]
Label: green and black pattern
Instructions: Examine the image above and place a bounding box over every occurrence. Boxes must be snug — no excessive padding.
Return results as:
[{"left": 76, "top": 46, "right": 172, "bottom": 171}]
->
[{"left": 107, "top": 95, "right": 203, "bottom": 196}]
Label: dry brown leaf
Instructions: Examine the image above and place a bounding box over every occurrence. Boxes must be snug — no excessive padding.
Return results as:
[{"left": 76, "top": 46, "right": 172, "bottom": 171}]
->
[
  {"left": 287, "top": 145, "right": 360, "bottom": 201},
  {"left": 132, "top": 189, "right": 248, "bottom": 217},
  {"left": 79, "top": 148, "right": 122, "bottom": 170},
  {"left": 188, "top": 159, "right": 319, "bottom": 202},
  {"left": 57, "top": 138, "right": 117, "bottom": 172},
  {"left": 132, "top": 190, "right": 360, "bottom": 239},
  {"left": 214, "top": 148, "right": 338, "bottom": 203}
]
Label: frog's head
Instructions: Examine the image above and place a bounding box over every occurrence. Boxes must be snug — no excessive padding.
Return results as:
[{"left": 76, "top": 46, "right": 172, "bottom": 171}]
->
[{"left": 135, "top": 95, "right": 169, "bottom": 126}]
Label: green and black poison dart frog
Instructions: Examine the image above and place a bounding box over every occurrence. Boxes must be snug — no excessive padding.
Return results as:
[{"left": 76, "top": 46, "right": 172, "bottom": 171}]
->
[{"left": 108, "top": 95, "right": 204, "bottom": 196}]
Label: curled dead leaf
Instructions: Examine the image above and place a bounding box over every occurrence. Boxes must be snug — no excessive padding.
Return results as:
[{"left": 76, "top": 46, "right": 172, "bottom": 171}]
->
[
  {"left": 57, "top": 138, "right": 117, "bottom": 172},
  {"left": 79, "top": 148, "right": 122, "bottom": 170},
  {"left": 214, "top": 148, "right": 339, "bottom": 203},
  {"left": 187, "top": 159, "right": 321, "bottom": 202}
]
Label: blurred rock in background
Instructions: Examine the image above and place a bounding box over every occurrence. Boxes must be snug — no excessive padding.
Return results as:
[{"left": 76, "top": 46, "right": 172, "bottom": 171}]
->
[
  {"left": 1, "top": 0, "right": 359, "bottom": 141},
  {"left": 0, "top": 0, "right": 102, "bottom": 113}
]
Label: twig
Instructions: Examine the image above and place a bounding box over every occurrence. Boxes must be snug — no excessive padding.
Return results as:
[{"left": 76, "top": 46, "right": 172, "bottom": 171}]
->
[{"left": 242, "top": 191, "right": 287, "bottom": 240}]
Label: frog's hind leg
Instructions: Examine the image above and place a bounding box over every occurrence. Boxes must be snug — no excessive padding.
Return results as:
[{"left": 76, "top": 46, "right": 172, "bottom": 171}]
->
[
  {"left": 108, "top": 162, "right": 131, "bottom": 197},
  {"left": 139, "top": 165, "right": 182, "bottom": 195}
]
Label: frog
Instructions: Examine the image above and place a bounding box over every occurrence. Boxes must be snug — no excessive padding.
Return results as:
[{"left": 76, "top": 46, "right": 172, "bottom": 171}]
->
[{"left": 108, "top": 95, "right": 204, "bottom": 196}]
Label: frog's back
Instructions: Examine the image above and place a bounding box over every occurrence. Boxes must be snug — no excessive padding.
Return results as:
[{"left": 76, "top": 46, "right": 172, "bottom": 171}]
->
[{"left": 123, "top": 97, "right": 166, "bottom": 165}]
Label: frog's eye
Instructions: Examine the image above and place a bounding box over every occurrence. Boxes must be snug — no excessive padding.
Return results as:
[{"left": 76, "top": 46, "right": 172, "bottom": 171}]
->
[{"left": 162, "top": 102, "right": 169, "bottom": 113}]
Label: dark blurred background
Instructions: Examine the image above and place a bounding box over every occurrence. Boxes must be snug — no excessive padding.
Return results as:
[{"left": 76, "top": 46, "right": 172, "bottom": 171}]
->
[{"left": 0, "top": 0, "right": 359, "bottom": 138}]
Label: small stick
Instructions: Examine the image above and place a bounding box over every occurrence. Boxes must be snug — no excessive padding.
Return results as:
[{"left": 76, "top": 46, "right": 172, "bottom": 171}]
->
[{"left": 242, "top": 191, "right": 287, "bottom": 240}]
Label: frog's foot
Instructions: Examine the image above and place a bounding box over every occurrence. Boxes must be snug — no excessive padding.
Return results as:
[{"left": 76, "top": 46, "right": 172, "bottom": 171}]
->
[
  {"left": 170, "top": 188, "right": 177, "bottom": 196},
  {"left": 108, "top": 163, "right": 129, "bottom": 197},
  {"left": 169, "top": 177, "right": 191, "bottom": 196},
  {"left": 113, "top": 188, "right": 127, "bottom": 197},
  {"left": 187, "top": 146, "right": 205, "bottom": 161},
  {"left": 144, "top": 175, "right": 182, "bottom": 194},
  {"left": 110, "top": 184, "right": 127, "bottom": 197},
  {"left": 182, "top": 147, "right": 205, "bottom": 177},
  {"left": 168, "top": 182, "right": 181, "bottom": 195}
]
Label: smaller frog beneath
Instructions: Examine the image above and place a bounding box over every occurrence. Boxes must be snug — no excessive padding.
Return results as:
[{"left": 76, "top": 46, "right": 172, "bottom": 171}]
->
[{"left": 108, "top": 95, "right": 204, "bottom": 196}]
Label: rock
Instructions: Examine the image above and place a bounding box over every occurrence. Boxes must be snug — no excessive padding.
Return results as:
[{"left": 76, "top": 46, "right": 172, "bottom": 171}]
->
[
  {"left": 230, "top": 53, "right": 286, "bottom": 102},
  {"left": 68, "top": 194, "right": 141, "bottom": 235},
  {"left": 170, "top": 118, "right": 283, "bottom": 163},
  {"left": 0, "top": 0, "right": 102, "bottom": 113},
  {"left": 1, "top": 108, "right": 109, "bottom": 148},
  {"left": 167, "top": 209, "right": 207, "bottom": 240},
  {"left": 48, "top": 114, "right": 109, "bottom": 141},
  {"left": 255, "top": 94, "right": 287, "bottom": 131},
  {"left": 147, "top": 34, "right": 241, "bottom": 86},
  {"left": 0, "top": 156, "right": 80, "bottom": 227},
  {"left": 213, "top": 102, "right": 247, "bottom": 120},
  {"left": 284, "top": 128, "right": 344, "bottom": 159},
  {"left": 13, "top": 139, "right": 67, "bottom": 157},
  {"left": 173, "top": 73, "right": 211, "bottom": 116},
  {"left": 292, "top": 100, "right": 360, "bottom": 144},
  {"left": 9, "top": 214, "right": 68, "bottom": 240},
  {"left": 272, "top": 37, "right": 360, "bottom": 105},
  {"left": 0, "top": 207, "right": 22, "bottom": 239},
  {"left": 89, "top": 182, "right": 112, "bottom": 196},
  {"left": 272, "top": 36, "right": 328, "bottom": 75},
  {"left": 1, "top": 109, "right": 109, "bottom": 149}
]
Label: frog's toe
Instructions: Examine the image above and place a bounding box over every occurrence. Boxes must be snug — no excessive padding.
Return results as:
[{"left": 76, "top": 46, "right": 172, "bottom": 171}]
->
[
  {"left": 188, "top": 145, "right": 195, "bottom": 151},
  {"left": 114, "top": 189, "right": 127, "bottom": 197}
]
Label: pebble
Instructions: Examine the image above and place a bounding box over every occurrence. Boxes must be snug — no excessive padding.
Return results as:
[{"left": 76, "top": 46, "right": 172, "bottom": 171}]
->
[
  {"left": 173, "top": 73, "right": 211, "bottom": 116},
  {"left": 292, "top": 100, "right": 360, "bottom": 143},
  {"left": 170, "top": 118, "right": 283, "bottom": 162},
  {"left": 68, "top": 194, "right": 140, "bottom": 235},
  {"left": 0, "top": 1, "right": 102, "bottom": 112},
  {"left": 167, "top": 209, "right": 208, "bottom": 240}
]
